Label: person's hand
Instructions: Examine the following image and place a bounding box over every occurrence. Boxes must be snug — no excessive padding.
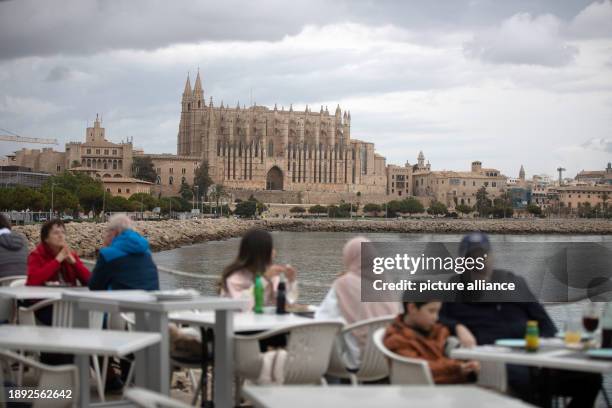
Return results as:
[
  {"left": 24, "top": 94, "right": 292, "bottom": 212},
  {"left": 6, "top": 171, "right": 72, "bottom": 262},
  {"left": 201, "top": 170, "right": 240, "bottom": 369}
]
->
[
  {"left": 456, "top": 324, "right": 477, "bottom": 348},
  {"left": 55, "top": 247, "right": 67, "bottom": 263},
  {"left": 460, "top": 360, "right": 480, "bottom": 375},
  {"left": 283, "top": 264, "right": 297, "bottom": 282},
  {"left": 465, "top": 360, "right": 480, "bottom": 374},
  {"left": 64, "top": 246, "right": 76, "bottom": 264},
  {"left": 265, "top": 264, "right": 285, "bottom": 279}
]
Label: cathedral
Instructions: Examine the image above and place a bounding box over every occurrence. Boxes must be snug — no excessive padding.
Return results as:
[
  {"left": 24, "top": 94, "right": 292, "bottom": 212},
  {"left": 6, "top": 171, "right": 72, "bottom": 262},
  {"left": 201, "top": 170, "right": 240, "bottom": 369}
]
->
[{"left": 177, "top": 72, "right": 387, "bottom": 195}]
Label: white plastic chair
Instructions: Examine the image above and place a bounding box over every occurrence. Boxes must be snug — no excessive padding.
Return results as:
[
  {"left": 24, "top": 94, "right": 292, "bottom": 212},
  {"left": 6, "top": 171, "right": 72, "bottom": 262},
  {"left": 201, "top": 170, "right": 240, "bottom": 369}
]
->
[
  {"left": 124, "top": 386, "right": 191, "bottom": 408},
  {"left": 0, "top": 275, "right": 26, "bottom": 286},
  {"left": 326, "top": 315, "right": 395, "bottom": 384},
  {"left": 235, "top": 320, "right": 343, "bottom": 385},
  {"left": 372, "top": 328, "right": 434, "bottom": 385},
  {"left": 17, "top": 299, "right": 109, "bottom": 401},
  {"left": 0, "top": 349, "right": 79, "bottom": 408}
]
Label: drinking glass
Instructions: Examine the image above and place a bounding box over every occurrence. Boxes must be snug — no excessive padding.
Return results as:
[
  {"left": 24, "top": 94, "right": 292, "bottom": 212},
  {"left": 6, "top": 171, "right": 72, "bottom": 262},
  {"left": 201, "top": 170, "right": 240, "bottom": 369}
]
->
[
  {"left": 564, "top": 318, "right": 582, "bottom": 346},
  {"left": 582, "top": 303, "right": 600, "bottom": 335}
]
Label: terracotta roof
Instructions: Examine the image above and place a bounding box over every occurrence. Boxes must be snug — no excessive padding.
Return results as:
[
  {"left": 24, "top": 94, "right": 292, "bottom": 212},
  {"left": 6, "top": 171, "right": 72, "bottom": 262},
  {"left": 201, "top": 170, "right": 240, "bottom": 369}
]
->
[{"left": 101, "top": 177, "right": 152, "bottom": 184}]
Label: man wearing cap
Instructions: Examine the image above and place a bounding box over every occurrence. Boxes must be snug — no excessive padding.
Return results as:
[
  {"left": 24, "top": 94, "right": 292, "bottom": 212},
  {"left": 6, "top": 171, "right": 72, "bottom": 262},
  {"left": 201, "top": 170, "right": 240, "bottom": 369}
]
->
[{"left": 440, "top": 232, "right": 601, "bottom": 408}]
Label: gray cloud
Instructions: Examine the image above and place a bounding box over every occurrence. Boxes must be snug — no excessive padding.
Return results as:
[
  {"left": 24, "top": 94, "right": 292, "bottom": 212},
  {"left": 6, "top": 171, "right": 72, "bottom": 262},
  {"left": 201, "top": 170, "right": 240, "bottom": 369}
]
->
[
  {"left": 582, "top": 137, "right": 612, "bottom": 153},
  {"left": 464, "top": 12, "right": 578, "bottom": 66},
  {"left": 0, "top": 0, "right": 594, "bottom": 61},
  {"left": 45, "top": 65, "right": 73, "bottom": 82}
]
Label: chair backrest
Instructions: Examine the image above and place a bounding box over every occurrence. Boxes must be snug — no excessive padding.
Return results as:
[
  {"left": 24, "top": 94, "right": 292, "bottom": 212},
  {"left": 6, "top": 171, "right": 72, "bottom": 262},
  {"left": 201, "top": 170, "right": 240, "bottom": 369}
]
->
[
  {"left": 326, "top": 315, "right": 395, "bottom": 381},
  {"left": 18, "top": 299, "right": 75, "bottom": 328},
  {"left": 0, "top": 349, "right": 78, "bottom": 408},
  {"left": 283, "top": 320, "right": 343, "bottom": 384},
  {"left": 124, "top": 387, "right": 192, "bottom": 408},
  {"left": 0, "top": 276, "right": 26, "bottom": 287},
  {"left": 372, "top": 328, "right": 434, "bottom": 386},
  {"left": 8, "top": 278, "right": 26, "bottom": 287}
]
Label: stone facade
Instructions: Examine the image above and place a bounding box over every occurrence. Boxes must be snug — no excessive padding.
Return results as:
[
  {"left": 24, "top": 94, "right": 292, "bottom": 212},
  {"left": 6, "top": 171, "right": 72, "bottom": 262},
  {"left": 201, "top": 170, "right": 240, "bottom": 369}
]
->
[
  {"left": 177, "top": 72, "right": 387, "bottom": 196},
  {"left": 386, "top": 163, "right": 413, "bottom": 198},
  {"left": 135, "top": 153, "right": 201, "bottom": 197},
  {"left": 413, "top": 157, "right": 507, "bottom": 208},
  {"left": 102, "top": 177, "right": 152, "bottom": 198},
  {"left": 556, "top": 185, "right": 612, "bottom": 209}
]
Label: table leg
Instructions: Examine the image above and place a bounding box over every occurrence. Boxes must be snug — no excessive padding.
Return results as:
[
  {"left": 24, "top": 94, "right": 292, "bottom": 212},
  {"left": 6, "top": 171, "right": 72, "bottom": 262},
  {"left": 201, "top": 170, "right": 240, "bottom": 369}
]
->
[
  {"left": 214, "top": 309, "right": 234, "bottom": 408},
  {"left": 72, "top": 305, "right": 89, "bottom": 328},
  {"left": 147, "top": 311, "right": 170, "bottom": 395},
  {"left": 75, "top": 354, "right": 90, "bottom": 407},
  {"left": 134, "top": 310, "right": 148, "bottom": 389}
]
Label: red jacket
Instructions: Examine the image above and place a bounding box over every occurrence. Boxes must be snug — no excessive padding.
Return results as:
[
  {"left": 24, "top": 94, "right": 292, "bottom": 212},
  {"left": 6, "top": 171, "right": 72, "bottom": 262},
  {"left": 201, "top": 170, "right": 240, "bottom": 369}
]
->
[
  {"left": 26, "top": 243, "right": 91, "bottom": 286},
  {"left": 383, "top": 316, "right": 470, "bottom": 384}
]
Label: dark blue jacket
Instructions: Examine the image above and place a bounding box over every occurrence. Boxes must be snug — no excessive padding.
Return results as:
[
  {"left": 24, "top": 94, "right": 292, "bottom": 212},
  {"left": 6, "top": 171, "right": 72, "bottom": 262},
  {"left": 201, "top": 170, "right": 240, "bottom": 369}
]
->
[
  {"left": 88, "top": 229, "right": 159, "bottom": 291},
  {"left": 440, "top": 270, "right": 557, "bottom": 345}
]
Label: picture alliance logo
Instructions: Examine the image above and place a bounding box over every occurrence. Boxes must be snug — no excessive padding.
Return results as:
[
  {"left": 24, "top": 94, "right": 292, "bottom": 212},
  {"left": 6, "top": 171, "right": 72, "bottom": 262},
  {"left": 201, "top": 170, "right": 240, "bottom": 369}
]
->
[{"left": 371, "top": 254, "right": 488, "bottom": 275}]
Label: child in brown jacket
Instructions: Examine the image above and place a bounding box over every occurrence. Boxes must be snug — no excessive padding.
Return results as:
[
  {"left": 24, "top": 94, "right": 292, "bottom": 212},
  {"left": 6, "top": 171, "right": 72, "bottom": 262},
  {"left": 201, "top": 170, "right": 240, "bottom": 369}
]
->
[{"left": 383, "top": 301, "right": 480, "bottom": 384}]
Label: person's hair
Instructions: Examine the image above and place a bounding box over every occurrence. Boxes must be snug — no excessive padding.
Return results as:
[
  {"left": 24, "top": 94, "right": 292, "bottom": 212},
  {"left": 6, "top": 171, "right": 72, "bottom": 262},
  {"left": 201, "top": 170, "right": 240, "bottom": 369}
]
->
[
  {"left": 402, "top": 301, "right": 428, "bottom": 315},
  {"left": 40, "top": 219, "right": 65, "bottom": 242},
  {"left": 107, "top": 213, "right": 133, "bottom": 233},
  {"left": 0, "top": 214, "right": 11, "bottom": 230},
  {"left": 219, "top": 228, "right": 273, "bottom": 293}
]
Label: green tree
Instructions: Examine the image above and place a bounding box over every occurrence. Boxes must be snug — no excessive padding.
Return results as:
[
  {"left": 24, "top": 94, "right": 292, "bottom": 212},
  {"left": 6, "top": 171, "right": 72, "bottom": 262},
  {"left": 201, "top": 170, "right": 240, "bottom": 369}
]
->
[
  {"left": 363, "top": 203, "right": 381, "bottom": 214},
  {"left": 401, "top": 198, "right": 425, "bottom": 215},
  {"left": 128, "top": 192, "right": 158, "bottom": 211},
  {"left": 427, "top": 201, "right": 448, "bottom": 216},
  {"left": 386, "top": 200, "right": 402, "bottom": 217},
  {"left": 328, "top": 205, "right": 350, "bottom": 218},
  {"left": 475, "top": 186, "right": 491, "bottom": 217},
  {"left": 290, "top": 206, "right": 306, "bottom": 214},
  {"left": 455, "top": 204, "right": 473, "bottom": 216},
  {"left": 49, "top": 187, "right": 79, "bottom": 213},
  {"left": 234, "top": 200, "right": 257, "bottom": 218},
  {"left": 179, "top": 181, "right": 193, "bottom": 201},
  {"left": 308, "top": 204, "right": 327, "bottom": 214},
  {"left": 106, "top": 195, "right": 132, "bottom": 212},
  {"left": 526, "top": 204, "right": 542, "bottom": 216},
  {"left": 132, "top": 156, "right": 157, "bottom": 183},
  {"left": 194, "top": 160, "right": 213, "bottom": 201}
]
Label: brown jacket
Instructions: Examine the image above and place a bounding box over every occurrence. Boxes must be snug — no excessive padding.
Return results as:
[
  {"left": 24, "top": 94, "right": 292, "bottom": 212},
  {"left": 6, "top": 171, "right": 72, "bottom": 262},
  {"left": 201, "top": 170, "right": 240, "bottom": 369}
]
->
[{"left": 383, "top": 316, "right": 470, "bottom": 384}]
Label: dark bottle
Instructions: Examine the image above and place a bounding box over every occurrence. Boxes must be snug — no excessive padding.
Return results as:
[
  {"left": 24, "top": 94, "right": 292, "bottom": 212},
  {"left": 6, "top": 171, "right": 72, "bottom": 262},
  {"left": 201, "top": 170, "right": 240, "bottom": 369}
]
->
[{"left": 276, "top": 273, "right": 287, "bottom": 315}]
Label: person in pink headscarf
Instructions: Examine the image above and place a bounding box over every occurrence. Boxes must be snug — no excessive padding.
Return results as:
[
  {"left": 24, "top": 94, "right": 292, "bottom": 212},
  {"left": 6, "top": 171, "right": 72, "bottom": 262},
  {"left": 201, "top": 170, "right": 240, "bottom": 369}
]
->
[{"left": 315, "top": 236, "right": 401, "bottom": 370}]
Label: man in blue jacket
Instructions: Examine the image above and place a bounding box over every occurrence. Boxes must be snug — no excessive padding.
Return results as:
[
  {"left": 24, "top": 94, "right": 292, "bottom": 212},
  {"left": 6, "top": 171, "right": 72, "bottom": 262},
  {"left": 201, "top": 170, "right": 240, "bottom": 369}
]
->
[{"left": 89, "top": 214, "right": 159, "bottom": 291}]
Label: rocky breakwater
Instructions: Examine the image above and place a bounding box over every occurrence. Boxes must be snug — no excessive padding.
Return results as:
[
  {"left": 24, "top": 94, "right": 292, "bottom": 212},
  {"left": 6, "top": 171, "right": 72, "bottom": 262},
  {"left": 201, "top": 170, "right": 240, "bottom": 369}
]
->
[
  {"left": 256, "top": 218, "right": 612, "bottom": 235},
  {"left": 14, "top": 218, "right": 257, "bottom": 258}
]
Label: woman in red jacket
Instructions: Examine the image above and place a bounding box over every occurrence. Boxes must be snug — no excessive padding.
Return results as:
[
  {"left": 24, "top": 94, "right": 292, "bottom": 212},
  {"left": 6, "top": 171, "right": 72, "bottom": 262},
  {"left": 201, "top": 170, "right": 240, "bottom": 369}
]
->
[{"left": 27, "top": 219, "right": 90, "bottom": 287}]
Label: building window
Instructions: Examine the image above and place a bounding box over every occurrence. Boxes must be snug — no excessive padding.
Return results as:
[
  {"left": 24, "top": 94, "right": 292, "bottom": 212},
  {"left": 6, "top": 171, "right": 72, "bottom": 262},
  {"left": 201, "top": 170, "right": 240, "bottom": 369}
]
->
[
  {"left": 96, "top": 149, "right": 100, "bottom": 154},
  {"left": 268, "top": 140, "right": 274, "bottom": 157},
  {"left": 118, "top": 188, "right": 122, "bottom": 193},
  {"left": 106, "top": 188, "right": 110, "bottom": 192},
  {"left": 182, "top": 168, "right": 186, "bottom": 174},
  {"left": 112, "top": 149, "right": 117, "bottom": 155},
  {"left": 104, "top": 149, "right": 109, "bottom": 155},
  {"left": 156, "top": 176, "right": 161, "bottom": 185},
  {"left": 126, "top": 189, "right": 130, "bottom": 194},
  {"left": 169, "top": 168, "right": 174, "bottom": 174},
  {"left": 169, "top": 176, "right": 174, "bottom": 185},
  {"left": 56, "top": 165, "right": 61, "bottom": 172},
  {"left": 473, "top": 181, "right": 476, "bottom": 186},
  {"left": 492, "top": 182, "right": 497, "bottom": 187},
  {"left": 87, "top": 148, "right": 91, "bottom": 154},
  {"left": 156, "top": 168, "right": 161, "bottom": 174}
]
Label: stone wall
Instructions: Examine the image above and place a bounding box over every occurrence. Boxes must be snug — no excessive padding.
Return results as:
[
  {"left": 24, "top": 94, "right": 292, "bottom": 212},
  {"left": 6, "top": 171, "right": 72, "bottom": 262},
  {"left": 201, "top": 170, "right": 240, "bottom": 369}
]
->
[
  {"left": 13, "top": 218, "right": 611, "bottom": 261},
  {"left": 229, "top": 188, "right": 390, "bottom": 205}
]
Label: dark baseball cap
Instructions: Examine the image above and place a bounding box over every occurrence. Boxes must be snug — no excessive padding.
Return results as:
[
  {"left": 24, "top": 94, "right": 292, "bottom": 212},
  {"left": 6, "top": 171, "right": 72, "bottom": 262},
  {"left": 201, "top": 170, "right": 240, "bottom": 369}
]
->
[{"left": 459, "top": 232, "right": 491, "bottom": 257}]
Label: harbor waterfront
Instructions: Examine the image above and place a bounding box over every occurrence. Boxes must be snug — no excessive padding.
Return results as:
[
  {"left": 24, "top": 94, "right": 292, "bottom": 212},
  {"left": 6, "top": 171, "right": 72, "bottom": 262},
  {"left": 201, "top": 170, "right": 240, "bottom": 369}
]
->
[{"left": 11, "top": 217, "right": 612, "bottom": 259}]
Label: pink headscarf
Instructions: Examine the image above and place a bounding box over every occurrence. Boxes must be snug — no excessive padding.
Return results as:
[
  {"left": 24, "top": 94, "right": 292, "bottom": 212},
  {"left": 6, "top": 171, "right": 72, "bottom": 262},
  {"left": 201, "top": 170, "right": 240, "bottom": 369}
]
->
[{"left": 333, "top": 236, "right": 401, "bottom": 347}]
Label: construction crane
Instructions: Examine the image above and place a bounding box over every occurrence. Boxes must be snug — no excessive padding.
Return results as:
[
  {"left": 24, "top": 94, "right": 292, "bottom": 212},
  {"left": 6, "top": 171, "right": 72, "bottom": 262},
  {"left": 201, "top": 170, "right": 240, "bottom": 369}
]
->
[
  {"left": 557, "top": 167, "right": 566, "bottom": 185},
  {"left": 0, "top": 127, "right": 58, "bottom": 145}
]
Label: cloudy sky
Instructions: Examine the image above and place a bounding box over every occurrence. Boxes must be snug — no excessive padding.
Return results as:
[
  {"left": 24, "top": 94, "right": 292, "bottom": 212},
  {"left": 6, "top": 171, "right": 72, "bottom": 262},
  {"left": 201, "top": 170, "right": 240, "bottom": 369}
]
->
[{"left": 1, "top": 0, "right": 611, "bottom": 178}]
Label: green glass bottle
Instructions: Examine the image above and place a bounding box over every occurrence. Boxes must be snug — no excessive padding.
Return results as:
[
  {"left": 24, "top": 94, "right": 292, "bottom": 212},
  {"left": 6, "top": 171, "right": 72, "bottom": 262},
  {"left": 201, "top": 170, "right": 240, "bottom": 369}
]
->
[{"left": 254, "top": 274, "right": 264, "bottom": 314}]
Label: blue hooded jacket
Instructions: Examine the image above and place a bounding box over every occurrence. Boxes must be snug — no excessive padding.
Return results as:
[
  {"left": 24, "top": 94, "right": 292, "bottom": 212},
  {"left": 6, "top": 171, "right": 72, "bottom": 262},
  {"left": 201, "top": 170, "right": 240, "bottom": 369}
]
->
[{"left": 89, "top": 229, "right": 159, "bottom": 291}]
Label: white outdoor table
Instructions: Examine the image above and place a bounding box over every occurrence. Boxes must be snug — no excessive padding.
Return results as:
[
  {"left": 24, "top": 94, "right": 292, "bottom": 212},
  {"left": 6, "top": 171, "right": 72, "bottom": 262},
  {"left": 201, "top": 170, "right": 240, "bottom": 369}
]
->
[
  {"left": 0, "top": 325, "right": 160, "bottom": 407},
  {"left": 169, "top": 310, "right": 315, "bottom": 332},
  {"left": 242, "top": 385, "right": 534, "bottom": 408},
  {"left": 0, "top": 286, "right": 89, "bottom": 300},
  {"left": 61, "top": 290, "right": 247, "bottom": 408},
  {"left": 451, "top": 344, "right": 612, "bottom": 374}
]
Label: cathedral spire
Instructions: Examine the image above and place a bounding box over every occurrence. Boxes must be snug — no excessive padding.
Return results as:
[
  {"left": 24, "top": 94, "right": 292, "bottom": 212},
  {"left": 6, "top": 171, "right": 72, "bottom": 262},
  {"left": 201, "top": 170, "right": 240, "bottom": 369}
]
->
[
  {"left": 335, "top": 104, "right": 341, "bottom": 116},
  {"left": 183, "top": 73, "right": 192, "bottom": 97},
  {"left": 209, "top": 96, "right": 213, "bottom": 107},
  {"left": 289, "top": 104, "right": 293, "bottom": 112},
  {"left": 194, "top": 69, "right": 203, "bottom": 95}
]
